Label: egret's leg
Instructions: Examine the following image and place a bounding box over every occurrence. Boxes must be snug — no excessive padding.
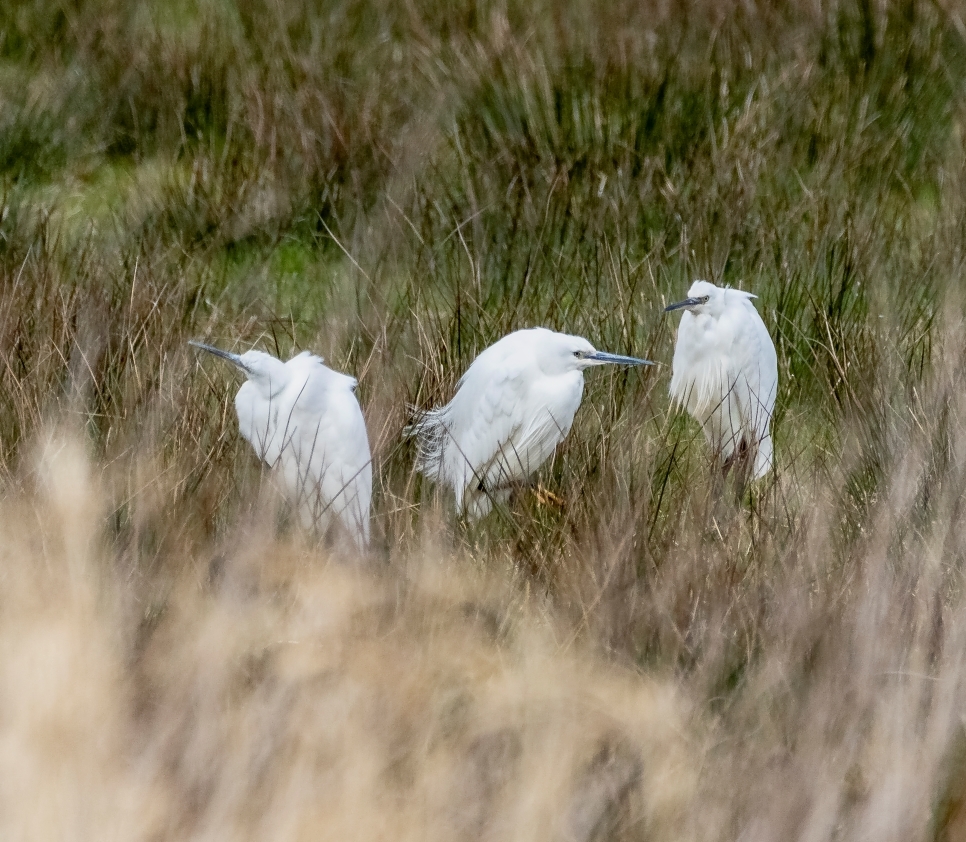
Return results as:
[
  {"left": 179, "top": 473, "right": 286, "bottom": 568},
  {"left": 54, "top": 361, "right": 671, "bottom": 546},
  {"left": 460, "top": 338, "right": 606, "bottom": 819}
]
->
[
  {"left": 722, "top": 437, "right": 756, "bottom": 502},
  {"left": 721, "top": 436, "right": 750, "bottom": 475}
]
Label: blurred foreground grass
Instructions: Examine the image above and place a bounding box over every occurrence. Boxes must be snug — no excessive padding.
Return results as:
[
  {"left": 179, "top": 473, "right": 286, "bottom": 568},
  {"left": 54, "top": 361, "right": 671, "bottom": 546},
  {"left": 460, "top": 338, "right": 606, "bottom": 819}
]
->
[{"left": 2, "top": 0, "right": 966, "bottom": 839}]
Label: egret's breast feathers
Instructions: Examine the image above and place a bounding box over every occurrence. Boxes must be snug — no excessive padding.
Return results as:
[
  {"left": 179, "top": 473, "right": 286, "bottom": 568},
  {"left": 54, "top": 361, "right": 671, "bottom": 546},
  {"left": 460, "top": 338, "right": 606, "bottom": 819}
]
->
[{"left": 669, "top": 355, "right": 732, "bottom": 421}]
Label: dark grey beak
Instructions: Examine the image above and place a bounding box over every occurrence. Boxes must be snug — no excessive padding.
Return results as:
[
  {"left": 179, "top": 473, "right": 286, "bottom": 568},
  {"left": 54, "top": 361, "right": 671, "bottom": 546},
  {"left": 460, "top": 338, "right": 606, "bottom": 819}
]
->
[
  {"left": 189, "top": 340, "right": 251, "bottom": 374},
  {"left": 664, "top": 297, "right": 703, "bottom": 313},
  {"left": 586, "top": 351, "right": 654, "bottom": 366}
]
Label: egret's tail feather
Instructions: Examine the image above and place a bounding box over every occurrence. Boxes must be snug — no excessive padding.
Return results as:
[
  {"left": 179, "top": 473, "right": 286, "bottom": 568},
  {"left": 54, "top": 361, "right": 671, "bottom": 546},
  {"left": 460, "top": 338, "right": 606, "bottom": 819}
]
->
[
  {"left": 407, "top": 404, "right": 501, "bottom": 519},
  {"left": 404, "top": 405, "right": 450, "bottom": 479}
]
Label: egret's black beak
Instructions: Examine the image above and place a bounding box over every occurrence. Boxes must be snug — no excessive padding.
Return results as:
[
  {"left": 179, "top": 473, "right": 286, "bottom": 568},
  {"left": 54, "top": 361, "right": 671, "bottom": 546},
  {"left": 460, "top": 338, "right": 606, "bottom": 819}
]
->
[
  {"left": 188, "top": 340, "right": 252, "bottom": 374},
  {"left": 664, "top": 297, "right": 703, "bottom": 313},
  {"left": 586, "top": 351, "right": 654, "bottom": 366}
]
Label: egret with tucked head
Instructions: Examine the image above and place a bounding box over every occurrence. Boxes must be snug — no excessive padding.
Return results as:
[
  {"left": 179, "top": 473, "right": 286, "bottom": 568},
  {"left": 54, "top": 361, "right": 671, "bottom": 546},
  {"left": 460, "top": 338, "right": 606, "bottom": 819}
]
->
[
  {"left": 406, "top": 327, "right": 652, "bottom": 520},
  {"left": 189, "top": 341, "right": 372, "bottom": 546},
  {"left": 664, "top": 280, "right": 778, "bottom": 481}
]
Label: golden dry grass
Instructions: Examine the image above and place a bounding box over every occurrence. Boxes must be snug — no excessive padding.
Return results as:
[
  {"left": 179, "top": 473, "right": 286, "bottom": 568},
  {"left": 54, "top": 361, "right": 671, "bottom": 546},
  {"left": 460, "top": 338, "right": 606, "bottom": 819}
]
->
[
  {"left": 0, "top": 434, "right": 698, "bottom": 841},
  {"left": 3, "top": 0, "right": 966, "bottom": 839}
]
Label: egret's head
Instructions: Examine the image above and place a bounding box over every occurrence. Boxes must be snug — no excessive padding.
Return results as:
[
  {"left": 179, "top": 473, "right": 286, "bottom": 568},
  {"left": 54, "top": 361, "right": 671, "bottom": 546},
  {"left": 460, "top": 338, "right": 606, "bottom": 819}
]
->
[
  {"left": 664, "top": 280, "right": 749, "bottom": 318},
  {"left": 189, "top": 341, "right": 288, "bottom": 397},
  {"left": 535, "top": 330, "right": 653, "bottom": 374}
]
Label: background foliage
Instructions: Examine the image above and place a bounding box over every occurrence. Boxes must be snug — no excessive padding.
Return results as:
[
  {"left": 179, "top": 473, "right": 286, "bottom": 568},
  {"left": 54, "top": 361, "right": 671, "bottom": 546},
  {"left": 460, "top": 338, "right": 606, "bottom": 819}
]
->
[{"left": 2, "top": 1, "right": 966, "bottom": 839}]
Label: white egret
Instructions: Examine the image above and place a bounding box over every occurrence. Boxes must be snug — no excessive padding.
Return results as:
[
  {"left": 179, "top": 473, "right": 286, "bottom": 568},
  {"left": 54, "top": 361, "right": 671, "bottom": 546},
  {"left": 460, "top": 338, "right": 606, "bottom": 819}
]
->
[
  {"left": 406, "top": 327, "right": 652, "bottom": 520},
  {"left": 664, "top": 280, "right": 778, "bottom": 480},
  {"left": 189, "top": 341, "right": 372, "bottom": 546}
]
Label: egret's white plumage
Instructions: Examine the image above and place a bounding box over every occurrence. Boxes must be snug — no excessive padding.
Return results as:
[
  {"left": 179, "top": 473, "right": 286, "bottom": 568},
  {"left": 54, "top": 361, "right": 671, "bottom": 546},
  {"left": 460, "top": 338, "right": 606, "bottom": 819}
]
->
[
  {"left": 406, "top": 327, "right": 652, "bottom": 519},
  {"left": 665, "top": 280, "right": 778, "bottom": 480},
  {"left": 190, "top": 341, "right": 372, "bottom": 545}
]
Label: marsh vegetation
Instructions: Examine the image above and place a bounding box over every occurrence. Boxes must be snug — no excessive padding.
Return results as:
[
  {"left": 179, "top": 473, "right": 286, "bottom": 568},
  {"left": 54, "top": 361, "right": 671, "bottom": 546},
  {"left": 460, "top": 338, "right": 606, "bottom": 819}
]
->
[{"left": 1, "top": 0, "right": 966, "bottom": 838}]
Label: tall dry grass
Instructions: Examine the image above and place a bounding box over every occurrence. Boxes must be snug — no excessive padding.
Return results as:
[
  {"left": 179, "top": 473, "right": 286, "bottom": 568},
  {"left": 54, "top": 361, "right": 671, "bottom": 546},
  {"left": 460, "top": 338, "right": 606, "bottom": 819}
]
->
[
  {"left": 2, "top": 0, "right": 966, "bottom": 838},
  {"left": 0, "top": 433, "right": 697, "bottom": 841}
]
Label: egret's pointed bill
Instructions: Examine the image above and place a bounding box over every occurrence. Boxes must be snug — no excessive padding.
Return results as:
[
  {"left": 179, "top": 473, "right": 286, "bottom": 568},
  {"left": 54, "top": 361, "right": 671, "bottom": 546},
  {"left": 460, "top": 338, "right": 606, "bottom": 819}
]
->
[
  {"left": 188, "top": 340, "right": 251, "bottom": 373},
  {"left": 664, "top": 297, "right": 704, "bottom": 312},
  {"left": 587, "top": 350, "right": 654, "bottom": 366}
]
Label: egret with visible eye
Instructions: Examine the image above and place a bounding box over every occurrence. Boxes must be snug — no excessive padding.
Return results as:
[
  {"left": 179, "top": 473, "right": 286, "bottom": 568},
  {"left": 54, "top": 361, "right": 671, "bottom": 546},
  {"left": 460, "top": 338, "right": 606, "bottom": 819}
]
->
[
  {"left": 664, "top": 280, "right": 778, "bottom": 481},
  {"left": 189, "top": 341, "right": 372, "bottom": 546},
  {"left": 405, "top": 327, "right": 652, "bottom": 520}
]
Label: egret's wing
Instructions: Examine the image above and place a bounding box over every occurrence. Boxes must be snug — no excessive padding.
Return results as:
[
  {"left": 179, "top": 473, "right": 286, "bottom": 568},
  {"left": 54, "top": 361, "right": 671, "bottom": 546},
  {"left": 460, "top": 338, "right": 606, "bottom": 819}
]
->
[
  {"left": 744, "top": 304, "right": 778, "bottom": 478},
  {"left": 722, "top": 299, "right": 778, "bottom": 476},
  {"left": 235, "top": 382, "right": 283, "bottom": 467},
  {"left": 407, "top": 349, "right": 534, "bottom": 513},
  {"left": 479, "top": 400, "right": 572, "bottom": 496},
  {"left": 276, "top": 358, "right": 372, "bottom": 545},
  {"left": 440, "top": 360, "right": 533, "bottom": 499},
  {"left": 442, "top": 367, "right": 581, "bottom": 518},
  {"left": 500, "top": 374, "right": 583, "bottom": 483}
]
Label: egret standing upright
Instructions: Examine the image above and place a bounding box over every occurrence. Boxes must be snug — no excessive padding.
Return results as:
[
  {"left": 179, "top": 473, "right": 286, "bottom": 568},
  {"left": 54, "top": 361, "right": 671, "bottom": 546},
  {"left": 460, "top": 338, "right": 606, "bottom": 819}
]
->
[
  {"left": 189, "top": 341, "right": 372, "bottom": 546},
  {"left": 405, "top": 327, "right": 652, "bottom": 520},
  {"left": 664, "top": 280, "right": 778, "bottom": 481}
]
